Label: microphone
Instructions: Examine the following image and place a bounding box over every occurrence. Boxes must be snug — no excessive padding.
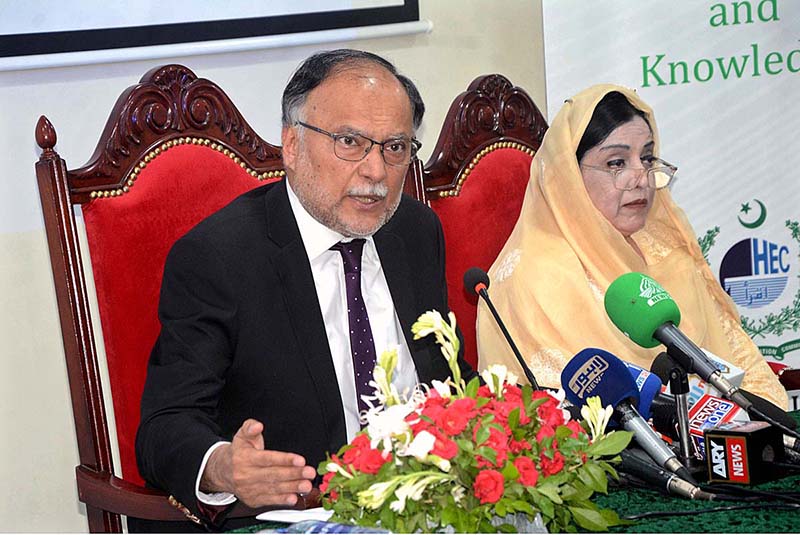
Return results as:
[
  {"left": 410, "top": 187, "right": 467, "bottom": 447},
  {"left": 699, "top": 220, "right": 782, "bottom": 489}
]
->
[
  {"left": 652, "top": 348, "right": 745, "bottom": 407},
  {"left": 625, "top": 361, "right": 664, "bottom": 421},
  {"left": 604, "top": 272, "right": 754, "bottom": 410},
  {"left": 652, "top": 352, "right": 800, "bottom": 453},
  {"left": 604, "top": 272, "right": 800, "bottom": 445},
  {"left": 465, "top": 267, "right": 540, "bottom": 389},
  {"left": 561, "top": 348, "right": 697, "bottom": 484},
  {"left": 618, "top": 448, "right": 716, "bottom": 500}
]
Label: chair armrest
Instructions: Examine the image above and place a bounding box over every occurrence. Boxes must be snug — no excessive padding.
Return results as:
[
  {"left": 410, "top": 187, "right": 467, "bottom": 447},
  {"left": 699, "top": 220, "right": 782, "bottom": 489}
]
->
[{"left": 76, "top": 466, "right": 322, "bottom": 521}]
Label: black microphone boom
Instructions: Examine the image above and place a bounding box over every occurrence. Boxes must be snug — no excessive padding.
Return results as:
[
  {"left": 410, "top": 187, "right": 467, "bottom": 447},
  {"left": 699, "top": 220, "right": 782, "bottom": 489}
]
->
[{"left": 464, "top": 267, "right": 540, "bottom": 389}]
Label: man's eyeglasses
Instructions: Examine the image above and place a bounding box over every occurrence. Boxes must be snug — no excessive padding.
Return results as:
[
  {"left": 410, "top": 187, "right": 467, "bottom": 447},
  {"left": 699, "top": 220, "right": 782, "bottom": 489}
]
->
[
  {"left": 580, "top": 157, "right": 677, "bottom": 191},
  {"left": 295, "top": 121, "right": 421, "bottom": 167}
]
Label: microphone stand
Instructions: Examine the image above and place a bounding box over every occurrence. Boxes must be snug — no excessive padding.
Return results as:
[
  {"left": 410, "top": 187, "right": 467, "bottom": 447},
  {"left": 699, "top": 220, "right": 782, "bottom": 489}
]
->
[
  {"left": 476, "top": 285, "right": 540, "bottom": 390},
  {"left": 668, "top": 366, "right": 692, "bottom": 462}
]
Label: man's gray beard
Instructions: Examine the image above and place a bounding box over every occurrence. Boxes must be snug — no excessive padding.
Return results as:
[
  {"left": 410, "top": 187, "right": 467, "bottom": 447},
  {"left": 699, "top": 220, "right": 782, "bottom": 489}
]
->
[{"left": 295, "top": 179, "right": 401, "bottom": 238}]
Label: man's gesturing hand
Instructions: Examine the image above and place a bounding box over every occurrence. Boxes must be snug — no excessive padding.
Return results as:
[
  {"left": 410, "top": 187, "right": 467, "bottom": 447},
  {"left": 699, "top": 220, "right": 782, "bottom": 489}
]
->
[{"left": 201, "top": 419, "right": 317, "bottom": 507}]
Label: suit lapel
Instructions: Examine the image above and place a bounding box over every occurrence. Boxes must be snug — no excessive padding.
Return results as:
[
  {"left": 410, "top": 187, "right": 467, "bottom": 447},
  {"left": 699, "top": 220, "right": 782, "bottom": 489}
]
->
[
  {"left": 374, "top": 225, "right": 435, "bottom": 382},
  {"left": 264, "top": 181, "right": 347, "bottom": 451}
]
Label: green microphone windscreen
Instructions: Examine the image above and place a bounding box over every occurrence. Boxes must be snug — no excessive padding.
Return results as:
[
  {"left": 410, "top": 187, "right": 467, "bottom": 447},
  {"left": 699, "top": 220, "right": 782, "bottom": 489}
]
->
[{"left": 604, "top": 272, "right": 681, "bottom": 348}]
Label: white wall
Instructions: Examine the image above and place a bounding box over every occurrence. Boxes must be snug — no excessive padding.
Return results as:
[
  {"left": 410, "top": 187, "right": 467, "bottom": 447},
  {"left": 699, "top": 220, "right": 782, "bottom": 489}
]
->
[{"left": 0, "top": 1, "right": 545, "bottom": 531}]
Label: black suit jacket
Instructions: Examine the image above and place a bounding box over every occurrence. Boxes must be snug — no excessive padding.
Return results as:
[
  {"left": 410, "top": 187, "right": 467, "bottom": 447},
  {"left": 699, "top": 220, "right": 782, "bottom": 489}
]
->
[{"left": 135, "top": 180, "right": 472, "bottom": 529}]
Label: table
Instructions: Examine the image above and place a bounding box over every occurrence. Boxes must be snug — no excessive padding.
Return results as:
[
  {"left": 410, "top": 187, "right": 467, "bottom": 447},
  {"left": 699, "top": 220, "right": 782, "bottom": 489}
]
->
[{"left": 239, "top": 413, "right": 800, "bottom": 533}]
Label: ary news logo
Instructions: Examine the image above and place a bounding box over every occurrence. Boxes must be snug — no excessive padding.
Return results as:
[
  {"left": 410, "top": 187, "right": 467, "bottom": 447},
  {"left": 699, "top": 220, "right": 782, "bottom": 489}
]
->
[
  {"left": 638, "top": 276, "right": 669, "bottom": 306},
  {"left": 567, "top": 354, "right": 609, "bottom": 398},
  {"left": 706, "top": 198, "right": 800, "bottom": 364}
]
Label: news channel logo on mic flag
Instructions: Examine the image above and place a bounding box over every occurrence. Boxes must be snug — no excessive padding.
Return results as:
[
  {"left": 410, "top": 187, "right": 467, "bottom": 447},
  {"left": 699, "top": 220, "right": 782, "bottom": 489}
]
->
[
  {"left": 566, "top": 351, "right": 609, "bottom": 399},
  {"left": 703, "top": 198, "right": 800, "bottom": 369}
]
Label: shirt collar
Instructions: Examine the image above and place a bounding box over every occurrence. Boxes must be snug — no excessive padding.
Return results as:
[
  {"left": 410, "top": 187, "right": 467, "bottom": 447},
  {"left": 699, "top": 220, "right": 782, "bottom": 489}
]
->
[{"left": 286, "top": 180, "right": 377, "bottom": 262}]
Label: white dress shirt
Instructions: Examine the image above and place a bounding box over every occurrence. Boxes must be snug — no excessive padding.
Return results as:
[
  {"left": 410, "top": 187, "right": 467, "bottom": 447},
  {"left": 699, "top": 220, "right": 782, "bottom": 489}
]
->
[{"left": 196, "top": 182, "right": 418, "bottom": 503}]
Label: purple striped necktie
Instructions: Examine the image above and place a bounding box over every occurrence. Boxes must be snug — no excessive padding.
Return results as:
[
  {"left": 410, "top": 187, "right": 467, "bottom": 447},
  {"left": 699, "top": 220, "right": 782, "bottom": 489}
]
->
[{"left": 330, "top": 239, "right": 376, "bottom": 419}]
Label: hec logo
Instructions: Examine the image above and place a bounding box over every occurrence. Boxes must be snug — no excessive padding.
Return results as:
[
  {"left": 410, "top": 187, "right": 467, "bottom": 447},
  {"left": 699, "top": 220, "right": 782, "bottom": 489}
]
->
[
  {"left": 703, "top": 198, "right": 800, "bottom": 362},
  {"left": 719, "top": 238, "right": 790, "bottom": 309}
]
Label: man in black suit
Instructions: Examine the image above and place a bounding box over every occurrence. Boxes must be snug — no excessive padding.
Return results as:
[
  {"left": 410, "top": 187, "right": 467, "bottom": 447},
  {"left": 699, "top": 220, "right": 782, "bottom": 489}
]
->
[{"left": 135, "top": 49, "right": 473, "bottom": 531}]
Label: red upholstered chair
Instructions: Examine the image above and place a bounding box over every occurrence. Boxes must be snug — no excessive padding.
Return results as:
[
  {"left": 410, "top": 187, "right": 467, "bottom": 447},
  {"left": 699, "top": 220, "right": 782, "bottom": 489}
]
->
[
  {"left": 406, "top": 75, "right": 548, "bottom": 369},
  {"left": 34, "top": 64, "right": 303, "bottom": 532}
]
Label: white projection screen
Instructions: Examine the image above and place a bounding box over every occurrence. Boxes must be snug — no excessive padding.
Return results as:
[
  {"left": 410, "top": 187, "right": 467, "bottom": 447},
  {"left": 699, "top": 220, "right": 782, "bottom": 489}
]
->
[{"left": 0, "top": 1, "right": 417, "bottom": 58}]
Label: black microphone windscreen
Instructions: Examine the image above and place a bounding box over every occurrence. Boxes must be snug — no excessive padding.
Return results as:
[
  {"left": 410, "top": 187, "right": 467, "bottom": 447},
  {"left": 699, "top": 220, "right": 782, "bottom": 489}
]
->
[
  {"left": 463, "top": 267, "right": 490, "bottom": 295},
  {"left": 650, "top": 352, "right": 678, "bottom": 383}
]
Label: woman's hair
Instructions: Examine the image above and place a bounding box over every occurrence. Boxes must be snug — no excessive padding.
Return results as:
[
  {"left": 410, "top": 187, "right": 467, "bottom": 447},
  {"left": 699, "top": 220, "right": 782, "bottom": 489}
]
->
[{"left": 576, "top": 91, "right": 648, "bottom": 162}]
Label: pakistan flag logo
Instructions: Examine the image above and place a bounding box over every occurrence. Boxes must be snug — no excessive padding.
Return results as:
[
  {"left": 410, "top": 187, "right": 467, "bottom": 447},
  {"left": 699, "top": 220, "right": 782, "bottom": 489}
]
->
[{"left": 702, "top": 199, "right": 800, "bottom": 361}]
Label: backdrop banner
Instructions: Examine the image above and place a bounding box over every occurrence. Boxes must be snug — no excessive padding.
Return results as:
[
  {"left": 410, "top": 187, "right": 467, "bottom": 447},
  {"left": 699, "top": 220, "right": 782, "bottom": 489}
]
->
[{"left": 543, "top": 0, "right": 800, "bottom": 407}]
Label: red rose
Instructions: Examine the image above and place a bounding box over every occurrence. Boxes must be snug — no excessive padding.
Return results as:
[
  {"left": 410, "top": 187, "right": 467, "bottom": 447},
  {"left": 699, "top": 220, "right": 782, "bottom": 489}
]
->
[
  {"left": 430, "top": 428, "right": 459, "bottom": 460},
  {"left": 537, "top": 400, "right": 565, "bottom": 428},
  {"left": 536, "top": 424, "right": 555, "bottom": 443},
  {"left": 540, "top": 450, "right": 565, "bottom": 476},
  {"left": 435, "top": 398, "right": 475, "bottom": 435},
  {"left": 509, "top": 438, "right": 531, "bottom": 454},
  {"left": 494, "top": 399, "right": 531, "bottom": 426},
  {"left": 503, "top": 384, "right": 523, "bottom": 402},
  {"left": 342, "top": 434, "right": 391, "bottom": 475},
  {"left": 477, "top": 385, "right": 493, "bottom": 398},
  {"left": 320, "top": 471, "right": 334, "bottom": 493},
  {"left": 513, "top": 456, "right": 540, "bottom": 487},
  {"left": 473, "top": 469, "right": 505, "bottom": 504},
  {"left": 565, "top": 419, "right": 585, "bottom": 439}
]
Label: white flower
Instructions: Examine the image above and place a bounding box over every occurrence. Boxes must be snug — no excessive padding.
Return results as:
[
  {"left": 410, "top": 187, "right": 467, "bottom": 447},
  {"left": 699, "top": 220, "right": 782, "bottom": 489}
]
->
[
  {"left": 480, "top": 364, "right": 518, "bottom": 395},
  {"left": 411, "top": 310, "right": 445, "bottom": 339},
  {"left": 358, "top": 480, "right": 396, "bottom": 510},
  {"left": 451, "top": 485, "right": 466, "bottom": 504},
  {"left": 324, "top": 461, "right": 353, "bottom": 479},
  {"left": 427, "top": 454, "right": 451, "bottom": 472},
  {"left": 401, "top": 430, "right": 436, "bottom": 460},
  {"left": 430, "top": 379, "right": 453, "bottom": 399},
  {"left": 581, "top": 396, "right": 614, "bottom": 440},
  {"left": 366, "top": 403, "right": 415, "bottom": 452}
]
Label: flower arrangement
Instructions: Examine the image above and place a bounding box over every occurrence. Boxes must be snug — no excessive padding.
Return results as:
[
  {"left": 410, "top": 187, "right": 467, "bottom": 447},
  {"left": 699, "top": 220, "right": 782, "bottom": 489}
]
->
[{"left": 318, "top": 311, "right": 632, "bottom": 533}]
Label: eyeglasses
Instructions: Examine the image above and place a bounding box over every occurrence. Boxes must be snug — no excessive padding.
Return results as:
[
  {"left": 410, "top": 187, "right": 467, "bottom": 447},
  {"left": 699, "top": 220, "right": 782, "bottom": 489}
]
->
[
  {"left": 295, "top": 121, "right": 421, "bottom": 167},
  {"left": 580, "top": 157, "right": 677, "bottom": 191}
]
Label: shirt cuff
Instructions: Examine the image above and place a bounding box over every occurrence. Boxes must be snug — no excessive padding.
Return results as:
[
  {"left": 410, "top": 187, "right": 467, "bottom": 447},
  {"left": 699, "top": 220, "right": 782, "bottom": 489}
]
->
[{"left": 195, "top": 441, "right": 237, "bottom": 505}]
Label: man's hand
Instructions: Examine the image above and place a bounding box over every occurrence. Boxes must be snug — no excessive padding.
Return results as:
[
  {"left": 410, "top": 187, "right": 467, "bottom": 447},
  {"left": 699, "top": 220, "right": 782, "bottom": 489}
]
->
[{"left": 201, "top": 419, "right": 317, "bottom": 507}]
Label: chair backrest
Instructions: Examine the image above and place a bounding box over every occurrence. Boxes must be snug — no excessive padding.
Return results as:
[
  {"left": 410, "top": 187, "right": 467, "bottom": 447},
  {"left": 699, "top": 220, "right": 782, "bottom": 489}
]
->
[
  {"left": 408, "top": 74, "right": 549, "bottom": 369},
  {"left": 35, "top": 64, "right": 285, "bottom": 531}
]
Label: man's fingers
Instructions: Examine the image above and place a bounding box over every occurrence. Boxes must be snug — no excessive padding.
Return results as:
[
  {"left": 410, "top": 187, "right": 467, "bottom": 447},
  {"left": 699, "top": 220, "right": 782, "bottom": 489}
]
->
[{"left": 233, "top": 418, "right": 265, "bottom": 450}]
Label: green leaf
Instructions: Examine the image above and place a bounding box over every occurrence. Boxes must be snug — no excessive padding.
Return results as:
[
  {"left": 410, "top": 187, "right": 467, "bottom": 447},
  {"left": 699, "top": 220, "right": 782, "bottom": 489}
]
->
[
  {"left": 530, "top": 490, "right": 555, "bottom": 519},
  {"left": 477, "top": 446, "right": 498, "bottom": 464},
  {"left": 502, "top": 462, "right": 520, "bottom": 480},
  {"left": 577, "top": 463, "right": 608, "bottom": 494},
  {"left": 585, "top": 430, "right": 632, "bottom": 456},
  {"left": 536, "top": 483, "right": 564, "bottom": 504},
  {"left": 495, "top": 500, "right": 508, "bottom": 517},
  {"left": 465, "top": 376, "right": 480, "bottom": 398},
  {"left": 508, "top": 407, "right": 520, "bottom": 430},
  {"left": 475, "top": 424, "right": 490, "bottom": 445},
  {"left": 600, "top": 506, "right": 635, "bottom": 527},
  {"left": 568, "top": 505, "right": 608, "bottom": 532},
  {"left": 441, "top": 504, "right": 461, "bottom": 527}
]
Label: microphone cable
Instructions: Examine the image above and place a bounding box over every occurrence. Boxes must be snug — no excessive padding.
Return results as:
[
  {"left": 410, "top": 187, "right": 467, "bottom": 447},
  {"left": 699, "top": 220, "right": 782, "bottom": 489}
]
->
[
  {"left": 621, "top": 501, "right": 800, "bottom": 521},
  {"left": 700, "top": 482, "right": 800, "bottom": 505}
]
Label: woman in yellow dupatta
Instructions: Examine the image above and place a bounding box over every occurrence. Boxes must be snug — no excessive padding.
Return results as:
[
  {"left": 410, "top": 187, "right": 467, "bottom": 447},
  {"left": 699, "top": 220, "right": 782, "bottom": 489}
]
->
[{"left": 476, "top": 84, "right": 787, "bottom": 408}]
